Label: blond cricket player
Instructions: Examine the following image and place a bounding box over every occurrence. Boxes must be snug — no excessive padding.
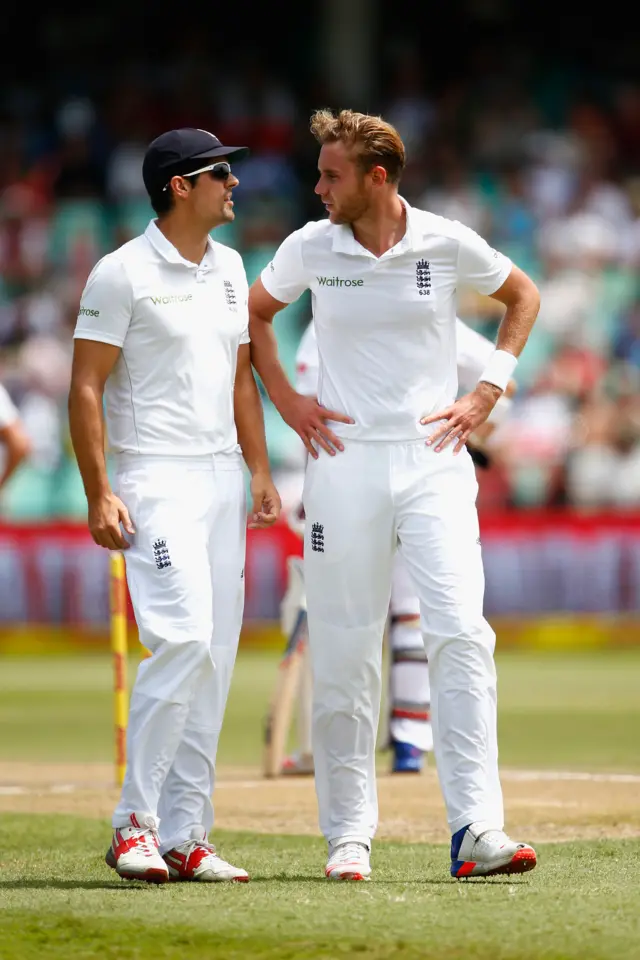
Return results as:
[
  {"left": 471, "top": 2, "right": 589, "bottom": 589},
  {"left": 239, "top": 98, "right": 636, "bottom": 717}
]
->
[
  {"left": 281, "top": 319, "right": 516, "bottom": 776},
  {"left": 69, "top": 128, "right": 281, "bottom": 884},
  {"left": 249, "top": 109, "right": 540, "bottom": 881}
]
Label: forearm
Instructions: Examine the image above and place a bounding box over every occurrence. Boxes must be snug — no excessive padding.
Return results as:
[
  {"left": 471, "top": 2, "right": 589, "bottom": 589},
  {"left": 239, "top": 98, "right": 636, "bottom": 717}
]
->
[
  {"left": 495, "top": 289, "right": 540, "bottom": 358},
  {"left": 234, "top": 370, "right": 271, "bottom": 477},
  {"left": 68, "top": 384, "right": 111, "bottom": 500},
  {"left": 249, "top": 316, "right": 296, "bottom": 409}
]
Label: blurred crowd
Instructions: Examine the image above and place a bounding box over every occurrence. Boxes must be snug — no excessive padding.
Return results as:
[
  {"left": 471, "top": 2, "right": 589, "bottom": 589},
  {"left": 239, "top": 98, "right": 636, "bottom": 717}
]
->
[{"left": 1, "top": 42, "right": 640, "bottom": 519}]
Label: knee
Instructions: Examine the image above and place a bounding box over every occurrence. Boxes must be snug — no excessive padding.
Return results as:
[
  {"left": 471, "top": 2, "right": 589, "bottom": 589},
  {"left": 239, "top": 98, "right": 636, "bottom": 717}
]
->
[
  {"left": 142, "top": 617, "right": 214, "bottom": 663},
  {"left": 425, "top": 620, "right": 496, "bottom": 667}
]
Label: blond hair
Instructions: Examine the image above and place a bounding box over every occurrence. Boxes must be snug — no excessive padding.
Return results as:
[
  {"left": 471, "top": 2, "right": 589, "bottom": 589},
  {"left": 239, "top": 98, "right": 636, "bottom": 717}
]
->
[{"left": 310, "top": 108, "right": 405, "bottom": 184}]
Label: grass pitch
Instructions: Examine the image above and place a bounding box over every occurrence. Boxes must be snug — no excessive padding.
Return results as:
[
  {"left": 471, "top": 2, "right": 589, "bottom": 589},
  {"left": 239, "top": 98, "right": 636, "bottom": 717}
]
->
[
  {"left": 1, "top": 649, "right": 639, "bottom": 958},
  {"left": 1, "top": 814, "right": 639, "bottom": 960}
]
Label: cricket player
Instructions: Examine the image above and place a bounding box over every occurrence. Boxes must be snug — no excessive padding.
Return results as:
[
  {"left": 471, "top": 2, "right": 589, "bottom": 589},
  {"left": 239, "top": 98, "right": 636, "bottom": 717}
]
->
[
  {"left": 0, "top": 383, "right": 30, "bottom": 492},
  {"left": 281, "top": 319, "right": 516, "bottom": 776},
  {"left": 249, "top": 109, "right": 540, "bottom": 881},
  {"left": 69, "top": 128, "right": 280, "bottom": 884}
]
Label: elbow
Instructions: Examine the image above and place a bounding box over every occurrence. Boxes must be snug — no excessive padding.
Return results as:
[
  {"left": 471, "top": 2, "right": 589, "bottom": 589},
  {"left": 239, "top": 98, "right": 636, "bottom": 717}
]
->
[
  {"left": 68, "top": 377, "right": 102, "bottom": 411},
  {"left": 505, "top": 379, "right": 517, "bottom": 399},
  {"left": 526, "top": 279, "right": 541, "bottom": 317},
  {"left": 6, "top": 424, "right": 31, "bottom": 465}
]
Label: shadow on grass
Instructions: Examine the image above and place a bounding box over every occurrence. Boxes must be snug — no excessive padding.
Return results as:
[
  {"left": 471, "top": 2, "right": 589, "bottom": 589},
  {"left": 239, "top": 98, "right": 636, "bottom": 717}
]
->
[{"left": 0, "top": 879, "right": 152, "bottom": 891}]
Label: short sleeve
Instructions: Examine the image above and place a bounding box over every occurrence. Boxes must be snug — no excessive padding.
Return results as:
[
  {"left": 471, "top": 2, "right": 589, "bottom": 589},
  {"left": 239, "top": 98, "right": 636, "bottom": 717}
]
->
[
  {"left": 73, "top": 256, "right": 133, "bottom": 347},
  {"left": 295, "top": 323, "right": 319, "bottom": 396},
  {"left": 455, "top": 223, "right": 512, "bottom": 295},
  {"left": 0, "top": 384, "right": 18, "bottom": 429},
  {"left": 455, "top": 318, "right": 495, "bottom": 393},
  {"left": 235, "top": 259, "right": 250, "bottom": 344},
  {"left": 260, "top": 229, "right": 310, "bottom": 304}
]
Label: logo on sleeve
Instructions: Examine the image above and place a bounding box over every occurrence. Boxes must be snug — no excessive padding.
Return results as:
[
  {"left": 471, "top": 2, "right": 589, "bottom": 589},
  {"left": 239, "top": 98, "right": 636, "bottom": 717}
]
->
[
  {"left": 416, "top": 259, "right": 431, "bottom": 296},
  {"left": 78, "top": 306, "right": 100, "bottom": 317}
]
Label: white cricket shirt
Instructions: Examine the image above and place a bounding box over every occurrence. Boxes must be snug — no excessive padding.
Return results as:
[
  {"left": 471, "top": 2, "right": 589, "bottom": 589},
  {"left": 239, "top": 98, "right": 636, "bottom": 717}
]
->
[
  {"left": 295, "top": 318, "right": 495, "bottom": 398},
  {"left": 262, "top": 200, "right": 511, "bottom": 441},
  {"left": 0, "top": 384, "right": 18, "bottom": 429},
  {"left": 74, "top": 220, "right": 249, "bottom": 456}
]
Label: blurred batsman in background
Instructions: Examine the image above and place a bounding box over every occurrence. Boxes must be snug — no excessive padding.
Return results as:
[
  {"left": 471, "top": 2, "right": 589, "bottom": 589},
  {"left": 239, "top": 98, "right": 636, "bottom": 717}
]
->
[
  {"left": 272, "top": 316, "right": 516, "bottom": 779},
  {"left": 250, "top": 108, "right": 540, "bottom": 882},
  {"left": 68, "top": 128, "right": 280, "bottom": 885}
]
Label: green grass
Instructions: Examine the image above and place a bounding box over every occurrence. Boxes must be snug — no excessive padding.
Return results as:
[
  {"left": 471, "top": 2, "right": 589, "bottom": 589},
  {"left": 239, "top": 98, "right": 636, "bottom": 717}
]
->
[
  {"left": 1, "top": 650, "right": 639, "bottom": 771},
  {"left": 0, "top": 814, "right": 638, "bottom": 960}
]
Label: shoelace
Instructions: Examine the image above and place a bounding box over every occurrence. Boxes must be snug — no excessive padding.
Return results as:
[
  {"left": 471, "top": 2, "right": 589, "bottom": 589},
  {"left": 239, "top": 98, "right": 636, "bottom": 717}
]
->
[
  {"left": 180, "top": 839, "right": 220, "bottom": 861},
  {"left": 474, "top": 829, "right": 509, "bottom": 851},
  {"left": 131, "top": 831, "right": 160, "bottom": 859},
  {"left": 331, "top": 842, "right": 367, "bottom": 863}
]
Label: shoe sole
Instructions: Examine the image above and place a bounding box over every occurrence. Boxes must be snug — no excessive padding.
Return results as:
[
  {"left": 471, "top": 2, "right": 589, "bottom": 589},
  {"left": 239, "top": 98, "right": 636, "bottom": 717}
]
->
[
  {"left": 453, "top": 847, "right": 537, "bottom": 878},
  {"left": 106, "top": 847, "right": 169, "bottom": 884},
  {"left": 326, "top": 868, "right": 370, "bottom": 881},
  {"left": 167, "top": 872, "right": 250, "bottom": 883},
  {"left": 108, "top": 846, "right": 248, "bottom": 883}
]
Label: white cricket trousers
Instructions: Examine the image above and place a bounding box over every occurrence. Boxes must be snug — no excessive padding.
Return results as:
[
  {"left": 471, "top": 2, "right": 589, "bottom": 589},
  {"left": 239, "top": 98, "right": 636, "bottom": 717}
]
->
[
  {"left": 111, "top": 453, "right": 246, "bottom": 854},
  {"left": 388, "top": 554, "right": 432, "bottom": 753},
  {"left": 303, "top": 439, "right": 503, "bottom": 845}
]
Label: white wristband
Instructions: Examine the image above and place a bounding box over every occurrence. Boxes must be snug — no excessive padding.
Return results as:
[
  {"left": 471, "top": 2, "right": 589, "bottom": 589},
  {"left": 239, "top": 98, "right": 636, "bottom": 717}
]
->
[
  {"left": 487, "top": 393, "right": 512, "bottom": 426},
  {"left": 478, "top": 350, "right": 518, "bottom": 393}
]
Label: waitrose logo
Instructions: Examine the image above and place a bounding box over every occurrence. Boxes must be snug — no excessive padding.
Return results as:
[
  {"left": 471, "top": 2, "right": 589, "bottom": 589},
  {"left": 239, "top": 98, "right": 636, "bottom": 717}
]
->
[
  {"left": 150, "top": 294, "right": 193, "bottom": 305},
  {"left": 316, "top": 276, "right": 364, "bottom": 287}
]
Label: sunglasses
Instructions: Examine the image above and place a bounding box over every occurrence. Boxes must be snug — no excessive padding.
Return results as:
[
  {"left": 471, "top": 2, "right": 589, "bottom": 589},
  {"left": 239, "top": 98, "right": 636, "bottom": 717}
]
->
[{"left": 162, "top": 161, "right": 232, "bottom": 192}]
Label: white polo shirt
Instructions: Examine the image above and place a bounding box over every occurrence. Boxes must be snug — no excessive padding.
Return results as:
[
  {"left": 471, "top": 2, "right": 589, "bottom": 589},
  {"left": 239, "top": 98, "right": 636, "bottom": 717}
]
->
[
  {"left": 0, "top": 384, "right": 18, "bottom": 429},
  {"left": 74, "top": 220, "right": 249, "bottom": 457},
  {"left": 295, "top": 318, "right": 495, "bottom": 398},
  {"left": 262, "top": 200, "right": 511, "bottom": 441}
]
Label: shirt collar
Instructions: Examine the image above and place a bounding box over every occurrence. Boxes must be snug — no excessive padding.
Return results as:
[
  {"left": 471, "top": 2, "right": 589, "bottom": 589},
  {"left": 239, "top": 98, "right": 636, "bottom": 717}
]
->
[
  {"left": 145, "top": 220, "right": 216, "bottom": 269},
  {"left": 330, "top": 196, "right": 417, "bottom": 258}
]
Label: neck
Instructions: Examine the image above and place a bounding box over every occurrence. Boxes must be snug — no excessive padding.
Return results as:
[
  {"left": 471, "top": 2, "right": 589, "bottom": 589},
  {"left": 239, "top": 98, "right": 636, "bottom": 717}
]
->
[
  {"left": 156, "top": 214, "right": 212, "bottom": 265},
  {"left": 351, "top": 193, "right": 406, "bottom": 258}
]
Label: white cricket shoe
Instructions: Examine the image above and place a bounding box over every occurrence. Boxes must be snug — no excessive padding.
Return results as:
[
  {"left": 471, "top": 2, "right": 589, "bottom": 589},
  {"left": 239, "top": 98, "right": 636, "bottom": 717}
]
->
[
  {"left": 325, "top": 841, "right": 371, "bottom": 881},
  {"left": 163, "top": 829, "right": 249, "bottom": 883},
  {"left": 108, "top": 813, "right": 169, "bottom": 884},
  {"left": 450, "top": 821, "right": 537, "bottom": 878}
]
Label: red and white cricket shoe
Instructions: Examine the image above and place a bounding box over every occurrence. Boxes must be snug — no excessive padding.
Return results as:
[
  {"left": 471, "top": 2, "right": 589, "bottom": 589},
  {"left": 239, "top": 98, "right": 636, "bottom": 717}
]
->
[
  {"left": 107, "top": 813, "right": 169, "bottom": 883},
  {"left": 325, "top": 841, "right": 371, "bottom": 881},
  {"left": 163, "top": 829, "right": 249, "bottom": 883}
]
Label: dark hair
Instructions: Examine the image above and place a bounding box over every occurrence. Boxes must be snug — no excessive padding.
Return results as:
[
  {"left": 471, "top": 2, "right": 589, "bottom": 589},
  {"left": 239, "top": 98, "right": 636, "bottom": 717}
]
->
[
  {"left": 149, "top": 173, "right": 201, "bottom": 217},
  {"left": 310, "top": 108, "right": 406, "bottom": 184}
]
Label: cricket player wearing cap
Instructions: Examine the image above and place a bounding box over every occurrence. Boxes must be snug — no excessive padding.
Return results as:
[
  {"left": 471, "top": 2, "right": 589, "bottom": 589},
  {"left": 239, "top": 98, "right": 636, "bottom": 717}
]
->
[
  {"left": 249, "top": 109, "right": 540, "bottom": 881},
  {"left": 69, "top": 128, "right": 281, "bottom": 884}
]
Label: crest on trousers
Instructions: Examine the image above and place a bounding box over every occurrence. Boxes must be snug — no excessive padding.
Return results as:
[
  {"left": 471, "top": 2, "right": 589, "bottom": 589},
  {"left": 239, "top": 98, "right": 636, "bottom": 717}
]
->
[
  {"left": 152, "top": 538, "right": 172, "bottom": 570},
  {"left": 224, "top": 280, "right": 237, "bottom": 311},
  {"left": 310, "top": 522, "right": 324, "bottom": 553},
  {"left": 416, "top": 259, "right": 431, "bottom": 296}
]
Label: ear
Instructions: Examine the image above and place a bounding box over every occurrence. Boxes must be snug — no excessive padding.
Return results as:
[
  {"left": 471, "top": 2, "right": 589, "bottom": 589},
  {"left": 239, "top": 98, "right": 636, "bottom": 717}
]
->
[
  {"left": 170, "top": 175, "right": 190, "bottom": 199},
  {"left": 370, "top": 165, "right": 388, "bottom": 186}
]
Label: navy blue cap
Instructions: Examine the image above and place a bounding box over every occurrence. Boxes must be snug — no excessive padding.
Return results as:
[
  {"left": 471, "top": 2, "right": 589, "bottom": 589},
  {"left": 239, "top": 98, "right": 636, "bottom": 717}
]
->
[{"left": 142, "top": 128, "right": 249, "bottom": 195}]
